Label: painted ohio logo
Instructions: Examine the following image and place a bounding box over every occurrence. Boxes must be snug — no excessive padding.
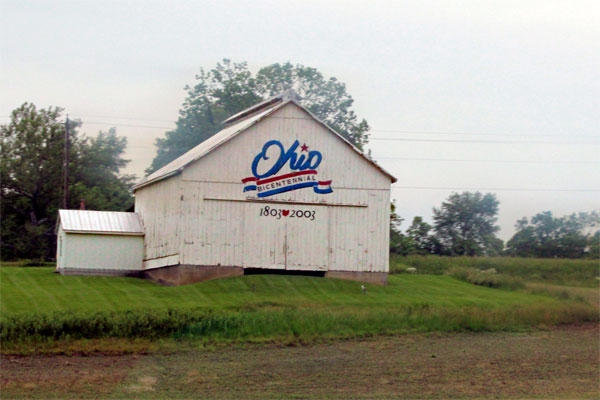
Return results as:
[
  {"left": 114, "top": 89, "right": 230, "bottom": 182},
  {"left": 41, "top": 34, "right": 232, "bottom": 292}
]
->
[{"left": 242, "top": 140, "right": 333, "bottom": 198}]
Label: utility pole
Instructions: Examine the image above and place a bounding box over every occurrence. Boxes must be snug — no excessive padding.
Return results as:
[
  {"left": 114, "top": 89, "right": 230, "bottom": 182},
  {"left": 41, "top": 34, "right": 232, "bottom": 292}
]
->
[{"left": 63, "top": 115, "right": 69, "bottom": 209}]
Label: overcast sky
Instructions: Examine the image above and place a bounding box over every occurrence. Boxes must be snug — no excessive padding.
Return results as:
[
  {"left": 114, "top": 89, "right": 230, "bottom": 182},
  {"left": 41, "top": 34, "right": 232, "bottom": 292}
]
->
[{"left": 1, "top": 0, "right": 599, "bottom": 241}]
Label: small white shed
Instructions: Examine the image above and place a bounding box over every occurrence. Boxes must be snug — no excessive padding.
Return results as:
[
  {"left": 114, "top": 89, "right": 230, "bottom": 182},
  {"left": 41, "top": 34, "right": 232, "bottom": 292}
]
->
[{"left": 56, "top": 210, "right": 145, "bottom": 276}]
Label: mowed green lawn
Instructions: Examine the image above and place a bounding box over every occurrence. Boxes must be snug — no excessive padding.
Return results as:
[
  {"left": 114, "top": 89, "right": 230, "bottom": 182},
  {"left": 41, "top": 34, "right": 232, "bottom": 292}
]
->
[{"left": 1, "top": 266, "right": 558, "bottom": 316}]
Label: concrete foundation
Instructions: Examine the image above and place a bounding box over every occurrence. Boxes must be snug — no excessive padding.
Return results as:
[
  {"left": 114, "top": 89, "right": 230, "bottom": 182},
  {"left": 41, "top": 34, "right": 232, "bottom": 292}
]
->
[
  {"left": 59, "top": 265, "right": 387, "bottom": 286},
  {"left": 58, "top": 268, "right": 142, "bottom": 277},
  {"left": 143, "top": 264, "right": 243, "bottom": 286},
  {"left": 325, "top": 271, "right": 388, "bottom": 285}
]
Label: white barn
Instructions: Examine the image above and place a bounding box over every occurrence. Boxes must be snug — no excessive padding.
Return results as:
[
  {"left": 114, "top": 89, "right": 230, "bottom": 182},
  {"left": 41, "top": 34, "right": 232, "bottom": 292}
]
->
[
  {"left": 56, "top": 210, "right": 144, "bottom": 275},
  {"left": 132, "top": 91, "right": 396, "bottom": 285}
]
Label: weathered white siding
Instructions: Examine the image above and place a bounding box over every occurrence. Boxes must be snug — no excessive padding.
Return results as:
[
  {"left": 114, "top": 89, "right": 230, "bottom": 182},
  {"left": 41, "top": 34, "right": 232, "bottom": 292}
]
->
[
  {"left": 181, "top": 103, "right": 390, "bottom": 192},
  {"left": 134, "top": 176, "right": 181, "bottom": 268},
  {"left": 196, "top": 199, "right": 245, "bottom": 267},
  {"left": 57, "top": 226, "right": 143, "bottom": 271},
  {"left": 167, "top": 102, "right": 391, "bottom": 273}
]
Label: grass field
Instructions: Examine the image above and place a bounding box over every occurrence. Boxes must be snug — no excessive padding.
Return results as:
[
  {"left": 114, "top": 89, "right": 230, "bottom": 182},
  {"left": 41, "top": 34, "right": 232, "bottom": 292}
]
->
[
  {"left": 0, "top": 267, "right": 564, "bottom": 315},
  {"left": 1, "top": 262, "right": 598, "bottom": 348},
  {"left": 2, "top": 259, "right": 599, "bottom": 399}
]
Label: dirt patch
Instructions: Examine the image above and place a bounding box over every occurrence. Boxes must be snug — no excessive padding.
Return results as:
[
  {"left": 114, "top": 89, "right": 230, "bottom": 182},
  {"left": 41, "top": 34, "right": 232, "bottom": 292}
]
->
[
  {"left": 1, "top": 354, "right": 137, "bottom": 398},
  {"left": 126, "top": 375, "right": 157, "bottom": 393},
  {"left": 2, "top": 324, "right": 598, "bottom": 399}
]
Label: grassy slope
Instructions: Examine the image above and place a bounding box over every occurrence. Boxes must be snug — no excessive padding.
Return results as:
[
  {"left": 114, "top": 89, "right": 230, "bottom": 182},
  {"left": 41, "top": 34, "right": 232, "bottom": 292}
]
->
[
  {"left": 1, "top": 267, "right": 556, "bottom": 316},
  {"left": 390, "top": 255, "right": 600, "bottom": 287},
  {"left": 1, "top": 264, "right": 597, "bottom": 347}
]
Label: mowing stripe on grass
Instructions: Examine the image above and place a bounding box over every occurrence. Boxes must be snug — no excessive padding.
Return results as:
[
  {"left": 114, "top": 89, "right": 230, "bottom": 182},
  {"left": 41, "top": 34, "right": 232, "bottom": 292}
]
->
[
  {"left": 3, "top": 269, "right": 41, "bottom": 313},
  {"left": 1, "top": 267, "right": 563, "bottom": 316},
  {"left": 1, "top": 266, "right": 598, "bottom": 344}
]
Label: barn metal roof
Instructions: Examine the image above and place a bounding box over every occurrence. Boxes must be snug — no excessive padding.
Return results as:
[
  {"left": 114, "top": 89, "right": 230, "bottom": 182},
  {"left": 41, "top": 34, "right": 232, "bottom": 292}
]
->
[
  {"left": 222, "top": 89, "right": 301, "bottom": 126},
  {"left": 133, "top": 95, "right": 397, "bottom": 191},
  {"left": 133, "top": 103, "right": 286, "bottom": 190},
  {"left": 58, "top": 210, "right": 145, "bottom": 236}
]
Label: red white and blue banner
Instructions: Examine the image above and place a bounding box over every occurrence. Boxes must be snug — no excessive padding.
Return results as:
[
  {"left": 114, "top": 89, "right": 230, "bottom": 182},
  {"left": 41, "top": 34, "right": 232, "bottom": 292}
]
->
[{"left": 242, "top": 140, "right": 333, "bottom": 198}]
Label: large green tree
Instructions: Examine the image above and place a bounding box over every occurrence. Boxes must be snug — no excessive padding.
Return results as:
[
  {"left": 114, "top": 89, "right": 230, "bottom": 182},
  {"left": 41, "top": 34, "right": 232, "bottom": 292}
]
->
[
  {"left": 504, "top": 218, "right": 538, "bottom": 257},
  {"left": 506, "top": 211, "right": 599, "bottom": 258},
  {"left": 432, "top": 192, "right": 501, "bottom": 256},
  {"left": 70, "top": 128, "right": 136, "bottom": 211},
  {"left": 406, "top": 216, "right": 441, "bottom": 255},
  {"left": 389, "top": 201, "right": 416, "bottom": 256},
  {"left": 588, "top": 231, "right": 600, "bottom": 259},
  {"left": 1, "top": 103, "right": 134, "bottom": 260},
  {"left": 147, "top": 59, "right": 370, "bottom": 174}
]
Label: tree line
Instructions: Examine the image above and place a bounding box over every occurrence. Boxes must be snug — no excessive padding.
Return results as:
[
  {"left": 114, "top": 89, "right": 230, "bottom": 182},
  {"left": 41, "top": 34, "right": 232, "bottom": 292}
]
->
[
  {"left": 2, "top": 59, "right": 597, "bottom": 260},
  {"left": 391, "top": 192, "right": 599, "bottom": 258},
  {"left": 1, "top": 104, "right": 134, "bottom": 260}
]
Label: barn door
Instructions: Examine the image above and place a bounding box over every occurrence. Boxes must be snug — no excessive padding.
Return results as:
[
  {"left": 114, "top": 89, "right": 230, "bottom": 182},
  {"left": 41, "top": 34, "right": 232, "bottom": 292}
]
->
[
  {"left": 284, "top": 204, "right": 329, "bottom": 271},
  {"left": 243, "top": 203, "right": 286, "bottom": 269},
  {"left": 242, "top": 203, "right": 328, "bottom": 271}
]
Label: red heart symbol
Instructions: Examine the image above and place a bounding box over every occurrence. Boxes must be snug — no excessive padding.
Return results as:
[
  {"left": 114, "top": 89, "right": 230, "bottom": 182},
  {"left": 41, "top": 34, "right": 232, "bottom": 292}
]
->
[{"left": 282, "top": 210, "right": 290, "bottom": 217}]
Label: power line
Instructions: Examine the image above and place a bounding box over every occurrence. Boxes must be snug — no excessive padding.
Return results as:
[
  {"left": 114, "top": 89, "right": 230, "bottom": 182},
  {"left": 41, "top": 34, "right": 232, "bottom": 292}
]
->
[
  {"left": 121, "top": 144, "right": 599, "bottom": 165},
  {"left": 72, "top": 120, "right": 174, "bottom": 129},
  {"left": 3, "top": 114, "right": 599, "bottom": 145},
  {"left": 4, "top": 112, "right": 596, "bottom": 140},
  {"left": 370, "top": 129, "right": 600, "bottom": 139},
  {"left": 391, "top": 186, "right": 599, "bottom": 192},
  {"left": 0, "top": 114, "right": 176, "bottom": 124},
  {"left": 122, "top": 146, "right": 597, "bottom": 164},
  {"left": 369, "top": 137, "right": 599, "bottom": 145},
  {"left": 69, "top": 114, "right": 175, "bottom": 123},
  {"left": 2, "top": 114, "right": 599, "bottom": 141},
  {"left": 63, "top": 116, "right": 70, "bottom": 208},
  {"left": 0, "top": 116, "right": 174, "bottom": 130},
  {"left": 6, "top": 113, "right": 593, "bottom": 158},
  {"left": 375, "top": 156, "right": 599, "bottom": 164},
  {"left": 46, "top": 119, "right": 600, "bottom": 145}
]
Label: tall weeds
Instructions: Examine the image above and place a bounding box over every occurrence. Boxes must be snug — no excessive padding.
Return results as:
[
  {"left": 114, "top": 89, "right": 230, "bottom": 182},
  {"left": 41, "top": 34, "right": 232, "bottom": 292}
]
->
[
  {"left": 2, "top": 303, "right": 597, "bottom": 343},
  {"left": 447, "top": 267, "right": 526, "bottom": 290},
  {"left": 390, "top": 255, "right": 600, "bottom": 287}
]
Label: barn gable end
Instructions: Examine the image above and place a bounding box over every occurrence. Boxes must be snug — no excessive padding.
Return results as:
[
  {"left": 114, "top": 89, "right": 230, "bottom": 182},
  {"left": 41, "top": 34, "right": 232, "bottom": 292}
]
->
[
  {"left": 181, "top": 102, "right": 394, "bottom": 191},
  {"left": 134, "top": 95, "right": 394, "bottom": 285}
]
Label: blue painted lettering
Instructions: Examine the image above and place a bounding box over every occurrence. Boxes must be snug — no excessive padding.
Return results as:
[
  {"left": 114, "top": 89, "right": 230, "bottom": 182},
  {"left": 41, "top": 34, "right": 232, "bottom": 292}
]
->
[{"left": 251, "top": 140, "right": 322, "bottom": 178}]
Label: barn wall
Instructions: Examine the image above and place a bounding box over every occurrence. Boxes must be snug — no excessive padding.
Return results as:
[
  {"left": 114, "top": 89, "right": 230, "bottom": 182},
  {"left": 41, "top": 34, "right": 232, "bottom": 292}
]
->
[
  {"left": 60, "top": 232, "right": 143, "bottom": 271},
  {"left": 134, "top": 176, "right": 182, "bottom": 268},
  {"left": 178, "top": 103, "right": 391, "bottom": 273}
]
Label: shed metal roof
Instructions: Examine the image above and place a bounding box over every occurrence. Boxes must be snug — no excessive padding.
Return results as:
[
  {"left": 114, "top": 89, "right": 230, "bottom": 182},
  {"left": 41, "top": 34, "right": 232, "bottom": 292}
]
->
[
  {"left": 133, "top": 96, "right": 397, "bottom": 191},
  {"left": 58, "top": 210, "right": 145, "bottom": 235}
]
